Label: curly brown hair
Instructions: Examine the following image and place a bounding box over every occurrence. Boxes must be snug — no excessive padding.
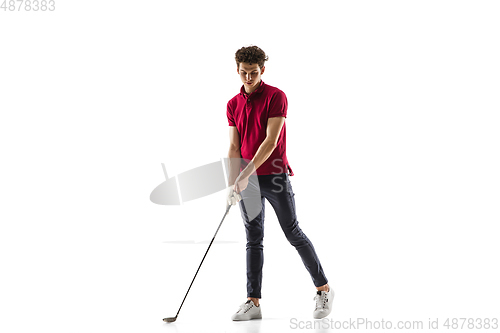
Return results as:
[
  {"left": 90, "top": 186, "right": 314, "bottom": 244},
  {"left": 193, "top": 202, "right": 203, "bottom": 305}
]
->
[{"left": 235, "top": 45, "right": 269, "bottom": 69}]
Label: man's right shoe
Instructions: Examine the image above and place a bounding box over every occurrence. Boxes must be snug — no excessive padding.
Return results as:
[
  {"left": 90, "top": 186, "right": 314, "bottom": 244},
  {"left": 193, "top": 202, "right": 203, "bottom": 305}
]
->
[{"left": 231, "top": 300, "right": 262, "bottom": 321}]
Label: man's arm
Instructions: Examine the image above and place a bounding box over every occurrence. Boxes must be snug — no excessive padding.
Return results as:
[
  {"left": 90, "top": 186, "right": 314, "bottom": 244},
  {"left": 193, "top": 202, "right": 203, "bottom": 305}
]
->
[
  {"left": 227, "top": 126, "right": 241, "bottom": 186},
  {"left": 238, "top": 116, "right": 285, "bottom": 179}
]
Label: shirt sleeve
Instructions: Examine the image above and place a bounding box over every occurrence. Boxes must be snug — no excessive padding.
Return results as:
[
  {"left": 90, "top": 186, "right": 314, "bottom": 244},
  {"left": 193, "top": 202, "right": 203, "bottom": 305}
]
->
[
  {"left": 268, "top": 90, "right": 288, "bottom": 118},
  {"left": 227, "top": 101, "right": 236, "bottom": 126}
]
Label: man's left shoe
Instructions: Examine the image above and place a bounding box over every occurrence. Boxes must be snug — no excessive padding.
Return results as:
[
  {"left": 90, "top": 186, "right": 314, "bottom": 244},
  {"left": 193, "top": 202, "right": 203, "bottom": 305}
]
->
[{"left": 313, "top": 288, "right": 334, "bottom": 319}]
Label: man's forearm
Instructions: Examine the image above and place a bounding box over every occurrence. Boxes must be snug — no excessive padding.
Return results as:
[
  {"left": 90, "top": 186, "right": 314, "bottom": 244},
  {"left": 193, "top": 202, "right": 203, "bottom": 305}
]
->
[
  {"left": 240, "top": 138, "right": 277, "bottom": 179},
  {"left": 227, "top": 148, "right": 241, "bottom": 186}
]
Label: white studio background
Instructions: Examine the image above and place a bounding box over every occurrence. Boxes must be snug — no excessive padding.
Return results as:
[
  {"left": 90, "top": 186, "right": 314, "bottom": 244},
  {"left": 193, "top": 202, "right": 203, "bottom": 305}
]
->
[{"left": 1, "top": 1, "right": 499, "bottom": 333}]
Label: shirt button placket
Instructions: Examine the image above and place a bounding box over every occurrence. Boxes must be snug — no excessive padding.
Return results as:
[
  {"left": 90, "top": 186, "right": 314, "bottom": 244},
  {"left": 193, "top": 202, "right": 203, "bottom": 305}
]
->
[{"left": 246, "top": 97, "right": 251, "bottom": 115}]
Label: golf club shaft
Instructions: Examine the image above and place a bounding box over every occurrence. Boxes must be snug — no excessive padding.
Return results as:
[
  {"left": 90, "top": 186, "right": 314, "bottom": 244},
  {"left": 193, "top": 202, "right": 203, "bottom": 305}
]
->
[{"left": 172, "top": 204, "right": 232, "bottom": 318}]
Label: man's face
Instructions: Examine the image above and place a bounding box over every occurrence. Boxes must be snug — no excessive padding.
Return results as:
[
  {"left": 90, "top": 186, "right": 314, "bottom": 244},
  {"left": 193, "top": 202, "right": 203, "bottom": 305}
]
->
[{"left": 237, "top": 62, "right": 265, "bottom": 93}]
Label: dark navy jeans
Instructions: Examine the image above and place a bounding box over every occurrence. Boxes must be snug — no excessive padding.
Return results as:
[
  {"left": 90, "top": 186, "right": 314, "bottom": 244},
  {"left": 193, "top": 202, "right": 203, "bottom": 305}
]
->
[{"left": 238, "top": 172, "right": 328, "bottom": 298}]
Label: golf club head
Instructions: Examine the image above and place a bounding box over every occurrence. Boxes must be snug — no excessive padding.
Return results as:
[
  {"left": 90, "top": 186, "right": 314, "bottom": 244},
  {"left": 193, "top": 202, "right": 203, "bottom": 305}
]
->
[{"left": 163, "top": 317, "right": 177, "bottom": 323}]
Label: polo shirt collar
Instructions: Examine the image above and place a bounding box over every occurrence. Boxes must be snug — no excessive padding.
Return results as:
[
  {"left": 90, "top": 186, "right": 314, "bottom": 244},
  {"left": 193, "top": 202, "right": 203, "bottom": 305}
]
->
[{"left": 240, "top": 80, "right": 266, "bottom": 97}]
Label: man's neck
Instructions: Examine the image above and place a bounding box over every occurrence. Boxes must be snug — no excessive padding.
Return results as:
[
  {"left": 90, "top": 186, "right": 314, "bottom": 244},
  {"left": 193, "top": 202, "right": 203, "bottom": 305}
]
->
[{"left": 245, "top": 80, "right": 261, "bottom": 95}]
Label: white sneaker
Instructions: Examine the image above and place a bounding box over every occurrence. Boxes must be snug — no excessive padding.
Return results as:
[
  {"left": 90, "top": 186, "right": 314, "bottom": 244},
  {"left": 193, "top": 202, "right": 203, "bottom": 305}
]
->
[
  {"left": 313, "top": 288, "right": 334, "bottom": 319},
  {"left": 231, "top": 300, "right": 262, "bottom": 321}
]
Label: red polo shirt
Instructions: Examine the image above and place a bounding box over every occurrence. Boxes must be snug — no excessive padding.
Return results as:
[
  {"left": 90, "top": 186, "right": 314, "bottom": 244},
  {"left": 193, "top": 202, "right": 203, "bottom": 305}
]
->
[{"left": 227, "top": 80, "right": 294, "bottom": 176}]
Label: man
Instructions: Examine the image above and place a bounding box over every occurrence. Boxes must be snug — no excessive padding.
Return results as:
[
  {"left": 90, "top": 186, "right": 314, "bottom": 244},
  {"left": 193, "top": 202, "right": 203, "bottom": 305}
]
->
[{"left": 226, "top": 45, "right": 333, "bottom": 321}]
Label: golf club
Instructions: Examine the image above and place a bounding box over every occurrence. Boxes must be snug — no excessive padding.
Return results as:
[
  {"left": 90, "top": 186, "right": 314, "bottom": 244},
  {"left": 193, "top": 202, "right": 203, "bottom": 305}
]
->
[{"left": 163, "top": 202, "right": 233, "bottom": 323}]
